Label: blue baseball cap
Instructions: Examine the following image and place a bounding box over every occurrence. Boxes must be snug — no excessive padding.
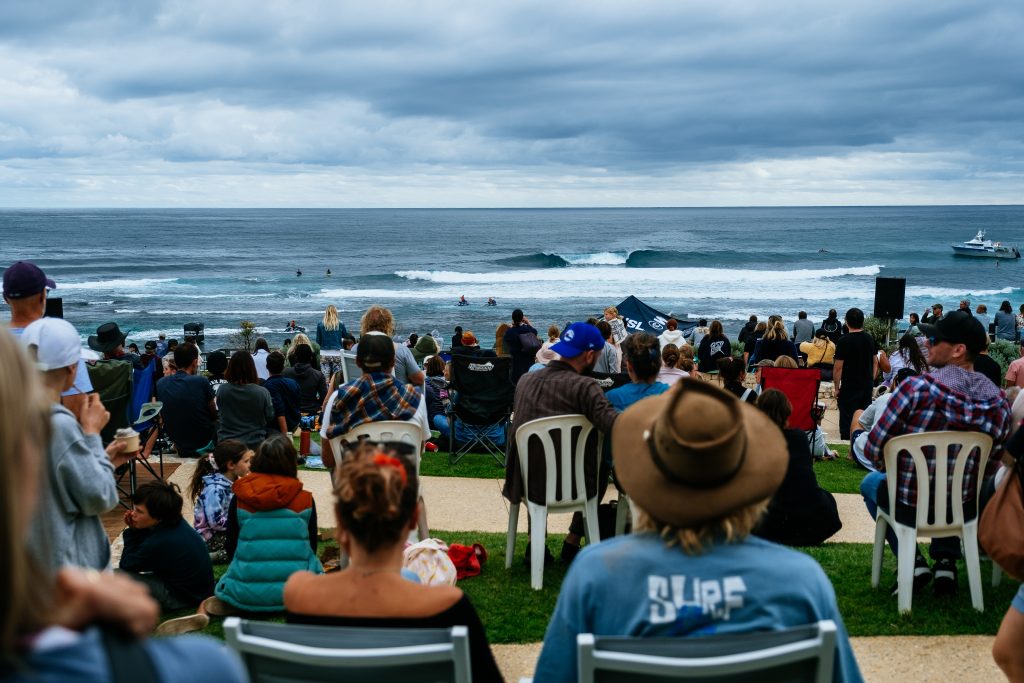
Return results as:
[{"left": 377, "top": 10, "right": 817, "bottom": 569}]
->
[{"left": 550, "top": 322, "right": 605, "bottom": 359}]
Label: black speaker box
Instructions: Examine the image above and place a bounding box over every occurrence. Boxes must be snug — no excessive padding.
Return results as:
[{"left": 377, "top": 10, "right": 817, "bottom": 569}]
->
[
  {"left": 873, "top": 277, "right": 906, "bottom": 320},
  {"left": 44, "top": 297, "right": 63, "bottom": 319}
]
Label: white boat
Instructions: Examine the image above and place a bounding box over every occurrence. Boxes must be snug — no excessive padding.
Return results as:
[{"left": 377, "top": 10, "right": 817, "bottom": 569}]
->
[{"left": 951, "top": 230, "right": 1020, "bottom": 259}]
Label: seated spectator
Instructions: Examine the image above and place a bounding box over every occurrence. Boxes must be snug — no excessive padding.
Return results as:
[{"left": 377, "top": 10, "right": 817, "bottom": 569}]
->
[
  {"left": 251, "top": 337, "right": 271, "bottom": 381},
  {"left": 217, "top": 351, "right": 274, "bottom": 448},
  {"left": 774, "top": 355, "right": 799, "bottom": 369},
  {"left": 22, "top": 318, "right": 131, "bottom": 571},
  {"left": 189, "top": 439, "right": 253, "bottom": 563},
  {"left": 1005, "top": 341, "right": 1024, "bottom": 389},
  {"left": 320, "top": 334, "right": 430, "bottom": 469},
  {"left": 424, "top": 355, "right": 450, "bottom": 438},
  {"left": 263, "top": 350, "right": 302, "bottom": 434},
  {"left": 849, "top": 368, "right": 918, "bottom": 470},
  {"left": 754, "top": 389, "right": 842, "bottom": 546},
  {"left": 288, "top": 332, "right": 322, "bottom": 371},
  {"left": 753, "top": 320, "right": 799, "bottom": 364},
  {"left": 205, "top": 349, "right": 229, "bottom": 395},
  {"left": 593, "top": 320, "right": 622, "bottom": 374},
  {"left": 800, "top": 329, "right": 836, "bottom": 380},
  {"left": 975, "top": 303, "right": 992, "bottom": 333},
  {"left": 743, "top": 320, "right": 766, "bottom": 367},
  {"left": 356, "top": 305, "right": 425, "bottom": 385},
  {"left": 494, "top": 322, "right": 510, "bottom": 356},
  {"left": 995, "top": 300, "right": 1018, "bottom": 342},
  {"left": 533, "top": 379, "right": 862, "bottom": 683},
  {"left": 412, "top": 333, "right": 439, "bottom": 365},
  {"left": 677, "top": 343, "right": 700, "bottom": 379},
  {"left": 529, "top": 345, "right": 560, "bottom": 373},
  {"left": 905, "top": 312, "right": 922, "bottom": 337},
  {"left": 88, "top": 321, "right": 146, "bottom": 369},
  {"left": 283, "top": 343, "right": 329, "bottom": 417},
  {"left": 120, "top": 481, "right": 215, "bottom": 617},
  {"left": 696, "top": 320, "right": 731, "bottom": 372},
  {"left": 451, "top": 330, "right": 496, "bottom": 358},
  {"left": 205, "top": 434, "right": 323, "bottom": 615},
  {"left": 542, "top": 324, "right": 562, "bottom": 349},
  {"left": 718, "top": 355, "right": 756, "bottom": 403},
  {"left": 687, "top": 318, "right": 708, "bottom": 348},
  {"left": 657, "top": 343, "right": 688, "bottom": 386},
  {"left": 973, "top": 339, "right": 1003, "bottom": 388},
  {"left": 0, "top": 328, "right": 245, "bottom": 678},
  {"left": 607, "top": 332, "right": 669, "bottom": 412},
  {"left": 156, "top": 343, "right": 217, "bottom": 458},
  {"left": 792, "top": 310, "right": 815, "bottom": 344},
  {"left": 657, "top": 317, "right": 687, "bottom": 350},
  {"left": 285, "top": 442, "right": 503, "bottom": 682},
  {"left": 451, "top": 325, "right": 464, "bottom": 350},
  {"left": 878, "top": 334, "right": 928, "bottom": 385}
]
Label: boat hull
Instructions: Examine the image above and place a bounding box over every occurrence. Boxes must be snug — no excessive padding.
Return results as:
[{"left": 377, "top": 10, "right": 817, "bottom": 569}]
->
[{"left": 951, "top": 246, "right": 1020, "bottom": 259}]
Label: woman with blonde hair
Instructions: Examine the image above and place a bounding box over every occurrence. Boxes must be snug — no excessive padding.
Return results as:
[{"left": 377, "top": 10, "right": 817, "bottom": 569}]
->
[
  {"left": 533, "top": 380, "right": 861, "bottom": 683},
  {"left": 287, "top": 331, "right": 322, "bottom": 371},
  {"left": 754, "top": 319, "right": 798, "bottom": 364},
  {"left": 800, "top": 328, "right": 836, "bottom": 379},
  {"left": 0, "top": 329, "right": 245, "bottom": 679},
  {"left": 355, "top": 305, "right": 425, "bottom": 386},
  {"left": 317, "top": 304, "right": 347, "bottom": 377},
  {"left": 494, "top": 323, "right": 510, "bottom": 356}
]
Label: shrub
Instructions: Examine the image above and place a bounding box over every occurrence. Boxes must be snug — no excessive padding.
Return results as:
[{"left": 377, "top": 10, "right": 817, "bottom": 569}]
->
[{"left": 987, "top": 339, "right": 1020, "bottom": 379}]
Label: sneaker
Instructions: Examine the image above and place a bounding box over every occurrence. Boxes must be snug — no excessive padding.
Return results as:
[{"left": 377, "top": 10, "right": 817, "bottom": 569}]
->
[
  {"left": 890, "top": 557, "right": 932, "bottom": 596},
  {"left": 199, "top": 596, "right": 240, "bottom": 617},
  {"left": 933, "top": 559, "right": 958, "bottom": 597},
  {"left": 560, "top": 540, "right": 582, "bottom": 566},
  {"left": 155, "top": 613, "right": 209, "bottom": 636},
  {"left": 523, "top": 542, "right": 555, "bottom": 568}
]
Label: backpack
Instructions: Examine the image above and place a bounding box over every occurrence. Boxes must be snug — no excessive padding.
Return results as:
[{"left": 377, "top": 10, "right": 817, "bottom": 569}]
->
[{"left": 518, "top": 328, "right": 543, "bottom": 354}]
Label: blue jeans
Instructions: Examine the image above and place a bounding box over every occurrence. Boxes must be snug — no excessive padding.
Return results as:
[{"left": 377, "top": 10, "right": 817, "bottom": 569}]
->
[
  {"left": 431, "top": 414, "right": 450, "bottom": 439},
  {"left": 860, "top": 471, "right": 961, "bottom": 562}
]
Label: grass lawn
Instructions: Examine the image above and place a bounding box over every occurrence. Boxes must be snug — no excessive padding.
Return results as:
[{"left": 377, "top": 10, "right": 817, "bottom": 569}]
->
[{"left": 180, "top": 531, "right": 1020, "bottom": 644}]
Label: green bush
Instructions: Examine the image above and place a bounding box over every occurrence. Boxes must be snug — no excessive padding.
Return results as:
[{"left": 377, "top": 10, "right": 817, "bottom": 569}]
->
[
  {"left": 863, "top": 316, "right": 898, "bottom": 351},
  {"left": 987, "top": 339, "right": 1020, "bottom": 379}
]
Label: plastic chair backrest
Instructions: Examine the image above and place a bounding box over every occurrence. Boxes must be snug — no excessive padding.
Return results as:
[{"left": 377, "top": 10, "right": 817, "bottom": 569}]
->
[
  {"left": 515, "top": 414, "right": 603, "bottom": 506},
  {"left": 333, "top": 420, "right": 424, "bottom": 476},
  {"left": 223, "top": 617, "right": 471, "bottom": 683},
  {"left": 341, "top": 353, "right": 360, "bottom": 384},
  {"left": 760, "top": 367, "right": 821, "bottom": 432},
  {"left": 578, "top": 620, "right": 837, "bottom": 683},
  {"left": 882, "top": 431, "right": 993, "bottom": 531}
]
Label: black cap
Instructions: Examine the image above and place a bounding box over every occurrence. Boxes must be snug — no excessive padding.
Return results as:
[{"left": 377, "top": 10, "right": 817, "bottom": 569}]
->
[{"left": 918, "top": 310, "right": 987, "bottom": 355}]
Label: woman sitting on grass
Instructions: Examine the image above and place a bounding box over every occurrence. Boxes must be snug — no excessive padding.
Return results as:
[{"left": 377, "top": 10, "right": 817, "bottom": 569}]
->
[
  {"left": 656, "top": 343, "right": 688, "bottom": 386},
  {"left": 204, "top": 434, "right": 322, "bottom": 615},
  {"left": 216, "top": 351, "right": 274, "bottom": 448},
  {"left": 717, "top": 355, "right": 756, "bottom": 403},
  {"left": 284, "top": 441, "right": 503, "bottom": 682},
  {"left": 189, "top": 439, "right": 253, "bottom": 563},
  {"left": 533, "top": 380, "right": 861, "bottom": 683}
]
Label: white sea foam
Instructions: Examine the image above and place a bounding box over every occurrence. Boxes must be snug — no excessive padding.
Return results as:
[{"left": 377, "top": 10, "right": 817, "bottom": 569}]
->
[
  {"left": 559, "top": 251, "right": 628, "bottom": 266},
  {"left": 108, "top": 326, "right": 274, "bottom": 340},
  {"left": 59, "top": 278, "right": 180, "bottom": 292}
]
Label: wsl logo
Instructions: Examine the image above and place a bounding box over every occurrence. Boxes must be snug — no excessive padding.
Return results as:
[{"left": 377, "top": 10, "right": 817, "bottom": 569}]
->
[{"left": 648, "top": 316, "right": 667, "bottom": 331}]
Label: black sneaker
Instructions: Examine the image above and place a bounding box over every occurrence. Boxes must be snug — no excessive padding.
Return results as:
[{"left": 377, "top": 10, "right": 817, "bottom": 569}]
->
[
  {"left": 560, "top": 540, "right": 582, "bottom": 567},
  {"left": 933, "top": 559, "right": 958, "bottom": 597},
  {"left": 523, "top": 542, "right": 554, "bottom": 568},
  {"left": 890, "top": 557, "right": 932, "bottom": 596}
]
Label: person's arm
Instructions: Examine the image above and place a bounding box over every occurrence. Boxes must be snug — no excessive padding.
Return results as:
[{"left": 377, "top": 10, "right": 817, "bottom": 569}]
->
[
  {"left": 533, "top": 567, "right": 585, "bottom": 683},
  {"left": 307, "top": 498, "right": 319, "bottom": 554},
  {"left": 277, "top": 415, "right": 288, "bottom": 435},
  {"left": 51, "top": 567, "right": 159, "bottom": 638},
  {"left": 119, "top": 526, "right": 157, "bottom": 572},
  {"left": 864, "top": 383, "right": 915, "bottom": 470},
  {"left": 583, "top": 382, "right": 619, "bottom": 436},
  {"left": 832, "top": 359, "right": 844, "bottom": 396},
  {"left": 877, "top": 351, "right": 891, "bottom": 375},
  {"left": 1006, "top": 362, "right": 1019, "bottom": 389},
  {"left": 225, "top": 497, "right": 240, "bottom": 561},
  {"left": 994, "top": 597, "right": 1024, "bottom": 682},
  {"left": 58, "top": 431, "right": 120, "bottom": 516}
]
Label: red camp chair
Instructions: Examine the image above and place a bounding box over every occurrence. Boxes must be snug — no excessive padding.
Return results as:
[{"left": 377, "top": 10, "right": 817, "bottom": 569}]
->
[{"left": 760, "top": 367, "right": 822, "bottom": 448}]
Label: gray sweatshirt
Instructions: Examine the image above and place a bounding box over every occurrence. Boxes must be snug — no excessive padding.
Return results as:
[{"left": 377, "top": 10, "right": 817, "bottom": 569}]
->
[{"left": 28, "top": 404, "right": 119, "bottom": 570}]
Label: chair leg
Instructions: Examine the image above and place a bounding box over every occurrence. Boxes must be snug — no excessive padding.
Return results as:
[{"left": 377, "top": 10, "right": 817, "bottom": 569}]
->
[
  {"left": 962, "top": 525, "right": 984, "bottom": 612},
  {"left": 417, "top": 495, "right": 429, "bottom": 542},
  {"left": 583, "top": 497, "right": 601, "bottom": 546},
  {"left": 871, "top": 517, "right": 887, "bottom": 588},
  {"left": 528, "top": 503, "right": 547, "bottom": 591},
  {"left": 615, "top": 494, "right": 631, "bottom": 536},
  {"left": 993, "top": 562, "right": 1003, "bottom": 587},
  {"left": 505, "top": 502, "right": 519, "bottom": 569},
  {"left": 895, "top": 527, "right": 916, "bottom": 614}
]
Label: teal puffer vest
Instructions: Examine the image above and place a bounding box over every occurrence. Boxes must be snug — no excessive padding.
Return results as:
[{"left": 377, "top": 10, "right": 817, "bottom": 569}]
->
[{"left": 215, "top": 506, "right": 323, "bottom": 611}]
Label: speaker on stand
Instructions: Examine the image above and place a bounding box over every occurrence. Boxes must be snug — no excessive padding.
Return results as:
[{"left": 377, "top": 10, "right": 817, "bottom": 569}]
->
[{"left": 873, "top": 277, "right": 906, "bottom": 346}]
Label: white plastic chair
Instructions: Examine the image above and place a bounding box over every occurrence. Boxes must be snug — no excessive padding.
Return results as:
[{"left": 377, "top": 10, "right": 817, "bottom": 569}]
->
[
  {"left": 576, "top": 621, "right": 837, "bottom": 682},
  {"left": 335, "top": 420, "right": 429, "bottom": 542},
  {"left": 870, "top": 431, "right": 993, "bottom": 613},
  {"left": 340, "top": 352, "right": 360, "bottom": 384},
  {"left": 224, "top": 617, "right": 471, "bottom": 683},
  {"left": 506, "top": 414, "right": 603, "bottom": 590}
]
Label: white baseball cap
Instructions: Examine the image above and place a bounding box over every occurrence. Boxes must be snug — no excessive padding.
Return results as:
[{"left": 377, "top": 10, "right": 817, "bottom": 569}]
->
[{"left": 21, "top": 318, "right": 99, "bottom": 371}]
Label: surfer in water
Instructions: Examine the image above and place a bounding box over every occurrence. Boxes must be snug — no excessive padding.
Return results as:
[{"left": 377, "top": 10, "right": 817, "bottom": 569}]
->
[
  {"left": 296, "top": 268, "right": 302, "bottom": 276},
  {"left": 326, "top": 268, "right": 332, "bottom": 276},
  {"left": 459, "top": 295, "right": 468, "bottom": 306},
  {"left": 487, "top": 297, "right": 497, "bottom": 306}
]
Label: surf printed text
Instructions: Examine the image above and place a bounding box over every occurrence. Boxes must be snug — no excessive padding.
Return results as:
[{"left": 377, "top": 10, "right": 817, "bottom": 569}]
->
[{"left": 648, "top": 575, "right": 746, "bottom": 624}]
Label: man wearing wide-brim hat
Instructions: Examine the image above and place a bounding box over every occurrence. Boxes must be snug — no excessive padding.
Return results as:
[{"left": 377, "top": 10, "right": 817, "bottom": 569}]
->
[
  {"left": 89, "top": 322, "right": 145, "bottom": 369},
  {"left": 532, "top": 379, "right": 863, "bottom": 683}
]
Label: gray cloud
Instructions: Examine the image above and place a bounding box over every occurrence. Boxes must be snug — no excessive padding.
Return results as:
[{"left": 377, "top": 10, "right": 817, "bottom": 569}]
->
[{"left": 0, "top": 0, "right": 1021, "bottom": 205}]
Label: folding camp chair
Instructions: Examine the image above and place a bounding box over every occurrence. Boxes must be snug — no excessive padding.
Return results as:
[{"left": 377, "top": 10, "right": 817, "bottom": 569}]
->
[
  {"left": 87, "top": 359, "right": 133, "bottom": 445},
  {"left": 585, "top": 370, "right": 631, "bottom": 393},
  {"left": 447, "top": 354, "right": 515, "bottom": 466},
  {"left": 760, "top": 367, "right": 822, "bottom": 448}
]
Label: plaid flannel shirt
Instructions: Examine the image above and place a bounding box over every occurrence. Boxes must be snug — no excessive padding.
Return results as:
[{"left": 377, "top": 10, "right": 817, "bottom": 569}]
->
[
  {"left": 864, "top": 364, "right": 1010, "bottom": 506},
  {"left": 328, "top": 372, "right": 421, "bottom": 439}
]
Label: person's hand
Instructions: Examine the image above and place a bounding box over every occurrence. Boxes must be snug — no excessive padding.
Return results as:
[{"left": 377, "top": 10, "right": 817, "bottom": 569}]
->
[
  {"left": 123, "top": 509, "right": 135, "bottom": 528},
  {"left": 51, "top": 568, "right": 159, "bottom": 638},
  {"left": 79, "top": 394, "right": 110, "bottom": 435},
  {"left": 105, "top": 439, "right": 134, "bottom": 468}
]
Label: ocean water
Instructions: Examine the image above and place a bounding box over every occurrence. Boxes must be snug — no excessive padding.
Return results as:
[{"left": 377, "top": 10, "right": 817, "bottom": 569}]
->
[{"left": 1, "top": 206, "right": 1021, "bottom": 348}]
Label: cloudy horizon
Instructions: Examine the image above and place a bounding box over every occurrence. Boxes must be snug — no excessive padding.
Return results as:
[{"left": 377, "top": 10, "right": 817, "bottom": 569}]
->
[{"left": 0, "top": 0, "right": 1022, "bottom": 208}]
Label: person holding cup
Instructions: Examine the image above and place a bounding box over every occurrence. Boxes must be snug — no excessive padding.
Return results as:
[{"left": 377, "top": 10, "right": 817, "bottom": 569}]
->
[{"left": 21, "top": 317, "right": 137, "bottom": 571}]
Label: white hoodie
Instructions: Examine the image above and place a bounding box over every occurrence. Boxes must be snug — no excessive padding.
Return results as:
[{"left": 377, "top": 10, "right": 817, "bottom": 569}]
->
[{"left": 658, "top": 329, "right": 687, "bottom": 349}]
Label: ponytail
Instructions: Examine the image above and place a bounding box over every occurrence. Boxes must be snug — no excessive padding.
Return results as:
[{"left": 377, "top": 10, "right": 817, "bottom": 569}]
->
[{"left": 189, "top": 439, "right": 249, "bottom": 502}]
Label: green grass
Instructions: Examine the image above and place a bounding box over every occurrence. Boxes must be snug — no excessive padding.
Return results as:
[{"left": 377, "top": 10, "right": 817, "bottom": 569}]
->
[
  {"left": 813, "top": 446, "right": 868, "bottom": 495},
  {"left": 420, "top": 450, "right": 506, "bottom": 478},
  {"left": 178, "top": 531, "right": 1021, "bottom": 644}
]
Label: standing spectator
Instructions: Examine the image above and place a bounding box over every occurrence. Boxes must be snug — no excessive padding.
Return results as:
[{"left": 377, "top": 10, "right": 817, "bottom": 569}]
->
[
  {"left": 156, "top": 332, "right": 169, "bottom": 357},
  {"left": 973, "top": 339, "right": 1003, "bottom": 389},
  {"left": 316, "top": 304, "right": 347, "bottom": 353},
  {"left": 217, "top": 351, "right": 274, "bottom": 448},
  {"left": 975, "top": 304, "right": 992, "bottom": 333},
  {"left": 743, "top": 321, "right": 767, "bottom": 367},
  {"left": 263, "top": 351, "right": 302, "bottom": 434},
  {"left": 22, "top": 318, "right": 131, "bottom": 571},
  {"left": 284, "top": 343, "right": 329, "bottom": 418},
  {"left": 503, "top": 308, "right": 540, "bottom": 385},
  {"left": 156, "top": 343, "right": 217, "bottom": 458},
  {"left": 1005, "top": 341, "right": 1024, "bottom": 389},
  {"left": 696, "top": 320, "right": 732, "bottom": 373},
  {"left": 820, "top": 308, "right": 843, "bottom": 343},
  {"left": 995, "top": 300, "right": 1018, "bottom": 342},
  {"left": 922, "top": 303, "right": 944, "bottom": 325},
  {"left": 833, "top": 308, "right": 877, "bottom": 440},
  {"left": 603, "top": 306, "right": 628, "bottom": 345},
  {"left": 737, "top": 314, "right": 758, "bottom": 345},
  {"left": 3, "top": 260, "right": 93, "bottom": 420},
  {"left": 959, "top": 299, "right": 972, "bottom": 314},
  {"left": 688, "top": 318, "right": 709, "bottom": 348},
  {"left": 451, "top": 325, "right": 464, "bottom": 350},
  {"left": 792, "top": 311, "right": 815, "bottom": 345},
  {"left": 251, "top": 337, "right": 271, "bottom": 381},
  {"left": 592, "top": 320, "right": 621, "bottom": 374}
]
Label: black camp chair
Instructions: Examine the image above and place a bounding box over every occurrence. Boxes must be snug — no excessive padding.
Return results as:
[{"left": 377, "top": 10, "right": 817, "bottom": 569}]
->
[
  {"left": 585, "top": 371, "right": 631, "bottom": 393},
  {"left": 447, "top": 354, "right": 515, "bottom": 466}
]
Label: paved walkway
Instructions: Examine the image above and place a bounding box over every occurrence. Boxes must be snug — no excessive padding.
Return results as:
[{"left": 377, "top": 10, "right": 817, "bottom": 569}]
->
[{"left": 157, "top": 460, "right": 1003, "bottom": 682}]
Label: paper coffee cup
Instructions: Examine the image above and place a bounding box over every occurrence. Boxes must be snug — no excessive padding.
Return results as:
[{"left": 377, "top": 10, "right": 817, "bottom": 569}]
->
[{"left": 120, "top": 434, "right": 140, "bottom": 452}]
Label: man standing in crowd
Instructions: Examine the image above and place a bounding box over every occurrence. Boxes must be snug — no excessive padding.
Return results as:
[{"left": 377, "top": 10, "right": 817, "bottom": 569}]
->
[
  {"left": 861, "top": 311, "right": 1009, "bottom": 595},
  {"left": 156, "top": 344, "right": 217, "bottom": 458},
  {"left": 922, "top": 303, "right": 944, "bottom": 324},
  {"left": 833, "top": 307, "right": 876, "bottom": 440},
  {"left": 3, "top": 260, "right": 93, "bottom": 419},
  {"left": 504, "top": 322, "right": 619, "bottom": 565},
  {"left": 503, "top": 308, "right": 540, "bottom": 385}
]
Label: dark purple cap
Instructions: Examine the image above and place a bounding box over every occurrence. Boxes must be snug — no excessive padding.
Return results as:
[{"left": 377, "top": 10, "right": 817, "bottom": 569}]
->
[{"left": 2, "top": 261, "right": 56, "bottom": 300}]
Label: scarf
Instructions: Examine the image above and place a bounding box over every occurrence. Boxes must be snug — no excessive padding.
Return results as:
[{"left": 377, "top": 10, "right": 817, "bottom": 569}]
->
[{"left": 328, "top": 372, "right": 421, "bottom": 438}]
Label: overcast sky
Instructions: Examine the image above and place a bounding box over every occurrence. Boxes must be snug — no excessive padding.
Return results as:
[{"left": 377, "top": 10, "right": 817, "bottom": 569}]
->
[{"left": 0, "top": 0, "right": 1021, "bottom": 207}]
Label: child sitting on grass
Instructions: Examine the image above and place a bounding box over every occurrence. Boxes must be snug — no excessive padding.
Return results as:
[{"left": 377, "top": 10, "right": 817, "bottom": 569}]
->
[
  {"left": 119, "top": 481, "right": 215, "bottom": 632},
  {"left": 189, "top": 439, "right": 253, "bottom": 563},
  {"left": 203, "top": 434, "right": 323, "bottom": 615}
]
